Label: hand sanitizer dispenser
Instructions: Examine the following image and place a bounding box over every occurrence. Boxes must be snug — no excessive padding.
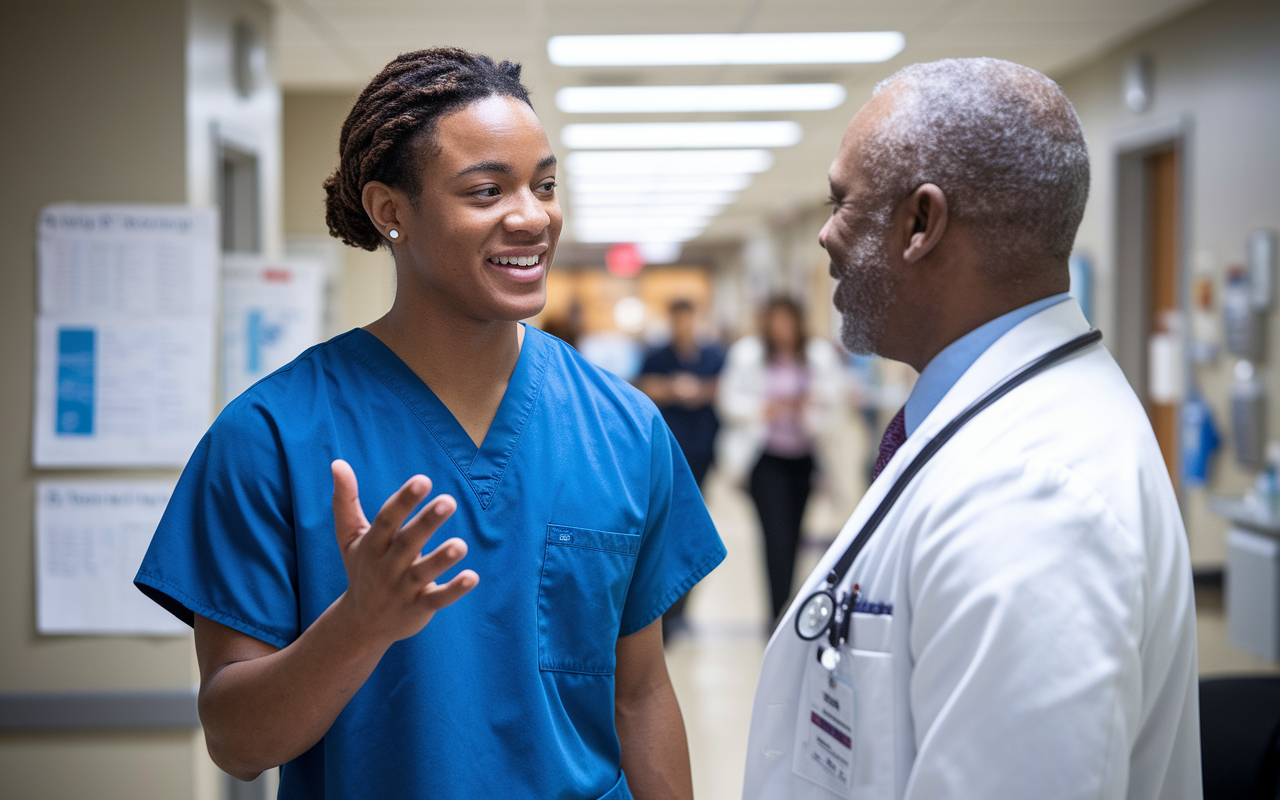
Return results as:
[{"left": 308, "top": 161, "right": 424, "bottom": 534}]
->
[
  {"left": 1248, "top": 229, "right": 1276, "bottom": 311},
  {"left": 1232, "top": 359, "right": 1266, "bottom": 469},
  {"left": 1224, "top": 266, "right": 1263, "bottom": 360}
]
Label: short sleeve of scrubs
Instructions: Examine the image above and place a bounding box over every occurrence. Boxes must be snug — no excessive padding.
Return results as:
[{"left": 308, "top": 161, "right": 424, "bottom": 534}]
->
[
  {"left": 136, "top": 387, "right": 302, "bottom": 648},
  {"left": 619, "top": 415, "right": 723, "bottom": 635}
]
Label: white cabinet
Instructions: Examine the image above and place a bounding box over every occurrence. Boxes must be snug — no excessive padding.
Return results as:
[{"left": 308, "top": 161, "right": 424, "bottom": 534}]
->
[{"left": 1227, "top": 527, "right": 1280, "bottom": 661}]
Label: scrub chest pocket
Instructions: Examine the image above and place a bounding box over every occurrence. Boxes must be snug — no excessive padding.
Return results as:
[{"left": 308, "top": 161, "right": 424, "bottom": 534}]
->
[{"left": 537, "top": 524, "right": 641, "bottom": 674}]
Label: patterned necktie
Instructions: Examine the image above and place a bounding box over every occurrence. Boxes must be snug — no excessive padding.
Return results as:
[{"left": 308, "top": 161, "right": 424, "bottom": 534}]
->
[{"left": 872, "top": 407, "right": 907, "bottom": 481}]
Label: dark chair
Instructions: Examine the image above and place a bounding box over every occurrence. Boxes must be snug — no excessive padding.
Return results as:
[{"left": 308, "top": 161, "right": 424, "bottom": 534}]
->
[{"left": 1201, "top": 675, "right": 1280, "bottom": 800}]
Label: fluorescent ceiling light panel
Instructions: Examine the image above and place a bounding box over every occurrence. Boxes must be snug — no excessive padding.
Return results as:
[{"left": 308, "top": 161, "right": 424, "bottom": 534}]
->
[
  {"left": 548, "top": 32, "right": 904, "bottom": 66},
  {"left": 576, "top": 216, "right": 711, "bottom": 229},
  {"left": 637, "top": 241, "right": 682, "bottom": 264},
  {"left": 573, "top": 228, "right": 705, "bottom": 243},
  {"left": 574, "top": 205, "right": 723, "bottom": 220},
  {"left": 567, "top": 149, "right": 774, "bottom": 176},
  {"left": 556, "top": 83, "right": 846, "bottom": 113},
  {"left": 575, "top": 217, "right": 709, "bottom": 229},
  {"left": 571, "top": 191, "right": 738, "bottom": 207},
  {"left": 562, "top": 121, "right": 801, "bottom": 150},
  {"left": 568, "top": 175, "right": 754, "bottom": 194}
]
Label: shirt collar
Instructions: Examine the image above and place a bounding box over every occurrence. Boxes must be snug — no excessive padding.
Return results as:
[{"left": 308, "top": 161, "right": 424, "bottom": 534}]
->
[{"left": 903, "top": 293, "right": 1071, "bottom": 436}]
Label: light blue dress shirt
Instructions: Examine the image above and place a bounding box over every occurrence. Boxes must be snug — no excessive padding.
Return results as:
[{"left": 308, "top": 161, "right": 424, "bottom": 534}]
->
[{"left": 903, "top": 293, "right": 1072, "bottom": 436}]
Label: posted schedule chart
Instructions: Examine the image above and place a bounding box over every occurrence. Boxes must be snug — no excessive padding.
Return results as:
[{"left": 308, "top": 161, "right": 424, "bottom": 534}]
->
[
  {"left": 32, "top": 204, "right": 217, "bottom": 468},
  {"left": 31, "top": 203, "right": 218, "bottom": 638}
]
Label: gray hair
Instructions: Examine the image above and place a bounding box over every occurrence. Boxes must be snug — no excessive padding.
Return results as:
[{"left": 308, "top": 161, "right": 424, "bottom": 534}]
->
[{"left": 865, "top": 58, "right": 1090, "bottom": 274}]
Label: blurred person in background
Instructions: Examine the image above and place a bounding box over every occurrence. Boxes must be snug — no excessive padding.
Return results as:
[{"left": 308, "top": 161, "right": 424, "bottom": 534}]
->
[
  {"left": 718, "top": 296, "right": 842, "bottom": 622},
  {"left": 638, "top": 299, "right": 726, "bottom": 641}
]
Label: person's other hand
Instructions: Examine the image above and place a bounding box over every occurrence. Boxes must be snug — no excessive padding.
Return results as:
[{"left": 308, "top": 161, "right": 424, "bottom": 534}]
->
[{"left": 330, "top": 459, "right": 478, "bottom": 645}]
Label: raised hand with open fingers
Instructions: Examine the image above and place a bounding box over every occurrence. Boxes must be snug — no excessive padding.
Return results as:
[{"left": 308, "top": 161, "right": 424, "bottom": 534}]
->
[{"left": 330, "top": 459, "right": 479, "bottom": 646}]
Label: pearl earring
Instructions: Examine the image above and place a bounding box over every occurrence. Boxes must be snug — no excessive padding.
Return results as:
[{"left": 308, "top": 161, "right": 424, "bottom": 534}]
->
[{"left": 388, "top": 229, "right": 399, "bottom": 240}]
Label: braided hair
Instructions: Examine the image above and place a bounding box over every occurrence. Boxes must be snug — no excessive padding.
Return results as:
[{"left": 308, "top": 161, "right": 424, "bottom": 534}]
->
[{"left": 323, "top": 48, "right": 533, "bottom": 251}]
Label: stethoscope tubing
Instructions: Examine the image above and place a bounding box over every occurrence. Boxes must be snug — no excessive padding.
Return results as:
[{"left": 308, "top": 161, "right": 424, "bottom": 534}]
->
[{"left": 795, "top": 328, "right": 1104, "bottom": 646}]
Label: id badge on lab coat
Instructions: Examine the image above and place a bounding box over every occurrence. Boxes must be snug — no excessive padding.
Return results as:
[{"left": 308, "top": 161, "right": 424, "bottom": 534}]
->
[{"left": 792, "top": 650, "right": 855, "bottom": 795}]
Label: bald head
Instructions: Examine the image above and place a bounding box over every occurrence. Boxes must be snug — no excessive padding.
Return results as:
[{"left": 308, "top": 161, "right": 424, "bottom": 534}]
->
[{"left": 859, "top": 58, "right": 1090, "bottom": 275}]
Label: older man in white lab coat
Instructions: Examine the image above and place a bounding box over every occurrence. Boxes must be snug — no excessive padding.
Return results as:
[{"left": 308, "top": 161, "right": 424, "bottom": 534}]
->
[{"left": 744, "top": 58, "right": 1200, "bottom": 800}]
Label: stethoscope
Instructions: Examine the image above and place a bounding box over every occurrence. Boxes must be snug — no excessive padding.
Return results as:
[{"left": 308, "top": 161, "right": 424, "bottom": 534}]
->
[{"left": 795, "top": 328, "right": 1103, "bottom": 671}]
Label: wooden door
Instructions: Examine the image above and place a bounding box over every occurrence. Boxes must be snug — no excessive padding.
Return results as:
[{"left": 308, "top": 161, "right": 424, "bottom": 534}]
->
[{"left": 1146, "top": 148, "right": 1180, "bottom": 479}]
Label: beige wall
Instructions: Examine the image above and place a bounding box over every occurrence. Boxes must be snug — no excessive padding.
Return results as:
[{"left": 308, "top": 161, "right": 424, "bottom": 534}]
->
[
  {"left": 1058, "top": 0, "right": 1280, "bottom": 565},
  {"left": 0, "top": 0, "right": 191, "bottom": 687},
  {"left": 283, "top": 91, "right": 396, "bottom": 330}
]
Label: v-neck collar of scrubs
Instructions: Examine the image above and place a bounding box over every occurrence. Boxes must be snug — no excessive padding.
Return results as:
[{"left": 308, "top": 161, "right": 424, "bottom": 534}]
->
[{"left": 336, "top": 324, "right": 550, "bottom": 509}]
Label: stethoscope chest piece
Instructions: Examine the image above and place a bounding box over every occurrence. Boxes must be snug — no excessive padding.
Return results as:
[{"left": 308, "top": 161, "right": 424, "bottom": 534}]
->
[
  {"left": 795, "top": 590, "right": 835, "bottom": 640},
  {"left": 797, "top": 578, "right": 858, "bottom": 672}
]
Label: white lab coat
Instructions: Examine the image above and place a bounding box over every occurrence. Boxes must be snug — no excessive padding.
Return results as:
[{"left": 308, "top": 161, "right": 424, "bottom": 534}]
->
[
  {"left": 744, "top": 300, "right": 1201, "bottom": 800},
  {"left": 716, "top": 336, "right": 845, "bottom": 484}
]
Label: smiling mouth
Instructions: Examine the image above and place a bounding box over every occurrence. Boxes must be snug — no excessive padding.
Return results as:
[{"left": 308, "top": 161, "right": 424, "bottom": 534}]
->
[{"left": 488, "top": 255, "right": 542, "bottom": 267}]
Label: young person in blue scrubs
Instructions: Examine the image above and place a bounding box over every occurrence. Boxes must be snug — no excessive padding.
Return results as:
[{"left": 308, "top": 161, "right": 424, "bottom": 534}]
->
[{"left": 134, "top": 48, "right": 725, "bottom": 800}]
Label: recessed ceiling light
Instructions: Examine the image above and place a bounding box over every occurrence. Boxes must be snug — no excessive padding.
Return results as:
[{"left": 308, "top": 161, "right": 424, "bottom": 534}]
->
[
  {"left": 562, "top": 121, "right": 801, "bottom": 150},
  {"left": 566, "top": 149, "right": 774, "bottom": 176},
  {"left": 547, "top": 32, "right": 904, "bottom": 67},
  {"left": 555, "top": 84, "right": 847, "bottom": 113}
]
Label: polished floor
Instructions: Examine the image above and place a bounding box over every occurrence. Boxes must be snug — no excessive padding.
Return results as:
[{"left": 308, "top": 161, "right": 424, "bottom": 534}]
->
[{"left": 665, "top": 410, "right": 1280, "bottom": 800}]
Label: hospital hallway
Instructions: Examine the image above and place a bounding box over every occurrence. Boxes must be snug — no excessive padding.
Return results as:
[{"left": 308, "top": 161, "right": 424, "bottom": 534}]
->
[
  {"left": 666, "top": 414, "right": 1280, "bottom": 800},
  {"left": 6, "top": 0, "right": 1280, "bottom": 797}
]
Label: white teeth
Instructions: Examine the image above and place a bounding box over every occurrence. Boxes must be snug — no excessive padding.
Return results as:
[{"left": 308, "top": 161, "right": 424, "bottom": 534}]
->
[{"left": 490, "top": 255, "right": 539, "bottom": 267}]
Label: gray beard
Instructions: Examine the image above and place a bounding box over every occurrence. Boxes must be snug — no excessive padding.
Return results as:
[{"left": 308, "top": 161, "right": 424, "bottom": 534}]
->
[{"left": 834, "top": 223, "right": 894, "bottom": 355}]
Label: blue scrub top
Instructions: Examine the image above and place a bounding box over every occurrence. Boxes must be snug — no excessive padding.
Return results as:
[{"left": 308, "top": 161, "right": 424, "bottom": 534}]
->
[{"left": 135, "top": 325, "right": 726, "bottom": 800}]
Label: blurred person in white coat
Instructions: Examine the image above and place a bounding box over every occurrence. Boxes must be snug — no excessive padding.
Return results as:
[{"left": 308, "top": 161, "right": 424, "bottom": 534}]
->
[
  {"left": 718, "top": 296, "right": 844, "bottom": 621},
  {"left": 743, "top": 58, "right": 1200, "bottom": 800}
]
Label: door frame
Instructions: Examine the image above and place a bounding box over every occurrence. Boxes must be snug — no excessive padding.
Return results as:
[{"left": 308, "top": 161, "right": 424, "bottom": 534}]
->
[{"left": 1112, "top": 115, "right": 1194, "bottom": 479}]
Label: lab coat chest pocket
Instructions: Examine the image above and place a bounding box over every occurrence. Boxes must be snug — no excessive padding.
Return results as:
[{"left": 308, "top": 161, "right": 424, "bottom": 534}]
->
[
  {"left": 791, "top": 612, "right": 896, "bottom": 799},
  {"left": 849, "top": 613, "right": 895, "bottom": 800},
  {"left": 537, "top": 525, "right": 640, "bottom": 675}
]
